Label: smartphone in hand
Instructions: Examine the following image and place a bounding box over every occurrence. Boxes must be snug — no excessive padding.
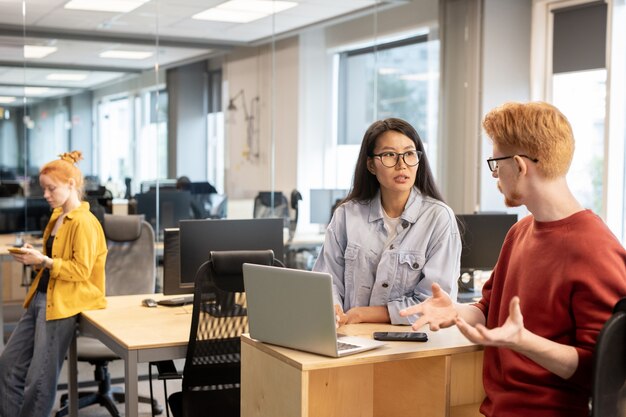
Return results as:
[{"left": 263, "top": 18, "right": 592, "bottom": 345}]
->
[
  {"left": 373, "top": 331, "right": 428, "bottom": 342},
  {"left": 7, "top": 247, "right": 27, "bottom": 255}
]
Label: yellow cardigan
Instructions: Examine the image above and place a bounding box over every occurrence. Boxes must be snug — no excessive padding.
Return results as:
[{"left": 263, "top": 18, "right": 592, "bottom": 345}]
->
[{"left": 24, "top": 202, "right": 108, "bottom": 320}]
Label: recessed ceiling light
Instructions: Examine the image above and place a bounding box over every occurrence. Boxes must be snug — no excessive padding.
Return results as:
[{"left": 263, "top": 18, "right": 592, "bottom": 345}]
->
[
  {"left": 24, "top": 45, "right": 58, "bottom": 59},
  {"left": 0, "top": 96, "right": 16, "bottom": 104},
  {"left": 99, "top": 50, "right": 153, "bottom": 60},
  {"left": 47, "top": 73, "right": 89, "bottom": 81},
  {"left": 24, "top": 87, "right": 51, "bottom": 96},
  {"left": 193, "top": 0, "right": 298, "bottom": 23},
  {"left": 64, "top": 0, "right": 150, "bottom": 13}
]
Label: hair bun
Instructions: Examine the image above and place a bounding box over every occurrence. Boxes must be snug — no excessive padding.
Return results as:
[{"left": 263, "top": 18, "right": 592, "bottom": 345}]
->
[{"left": 59, "top": 150, "right": 83, "bottom": 165}]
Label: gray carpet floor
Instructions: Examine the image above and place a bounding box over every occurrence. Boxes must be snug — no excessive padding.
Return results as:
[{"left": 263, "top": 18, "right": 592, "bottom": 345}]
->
[{"left": 53, "top": 358, "right": 184, "bottom": 417}]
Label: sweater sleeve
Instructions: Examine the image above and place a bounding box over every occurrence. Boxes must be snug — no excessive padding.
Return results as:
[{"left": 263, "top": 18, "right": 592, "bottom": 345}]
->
[{"left": 566, "top": 238, "right": 626, "bottom": 389}]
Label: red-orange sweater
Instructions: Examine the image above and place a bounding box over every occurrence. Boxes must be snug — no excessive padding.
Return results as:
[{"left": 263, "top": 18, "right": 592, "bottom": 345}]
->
[{"left": 475, "top": 210, "right": 626, "bottom": 417}]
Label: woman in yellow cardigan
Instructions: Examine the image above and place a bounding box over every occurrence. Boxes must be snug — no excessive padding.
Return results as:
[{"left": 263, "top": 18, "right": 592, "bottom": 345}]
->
[{"left": 0, "top": 151, "right": 107, "bottom": 417}]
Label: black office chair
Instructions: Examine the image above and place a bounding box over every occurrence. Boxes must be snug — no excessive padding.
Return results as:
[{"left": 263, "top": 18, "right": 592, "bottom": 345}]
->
[
  {"left": 590, "top": 296, "right": 626, "bottom": 417},
  {"left": 253, "top": 191, "right": 290, "bottom": 227},
  {"left": 56, "top": 215, "right": 162, "bottom": 417},
  {"left": 163, "top": 250, "right": 284, "bottom": 417},
  {"left": 288, "top": 189, "right": 302, "bottom": 241}
]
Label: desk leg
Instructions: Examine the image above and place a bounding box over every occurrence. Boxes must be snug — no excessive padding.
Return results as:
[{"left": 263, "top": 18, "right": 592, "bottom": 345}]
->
[
  {"left": 68, "top": 334, "right": 78, "bottom": 417},
  {"left": 124, "top": 351, "right": 139, "bottom": 417}
]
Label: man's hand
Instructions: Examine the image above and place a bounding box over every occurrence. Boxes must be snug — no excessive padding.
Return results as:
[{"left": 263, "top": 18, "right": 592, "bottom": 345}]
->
[
  {"left": 400, "top": 283, "right": 458, "bottom": 331},
  {"left": 455, "top": 296, "right": 524, "bottom": 348}
]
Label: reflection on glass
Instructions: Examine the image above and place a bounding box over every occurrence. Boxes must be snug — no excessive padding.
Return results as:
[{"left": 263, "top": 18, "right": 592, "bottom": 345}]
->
[{"left": 553, "top": 69, "right": 606, "bottom": 214}]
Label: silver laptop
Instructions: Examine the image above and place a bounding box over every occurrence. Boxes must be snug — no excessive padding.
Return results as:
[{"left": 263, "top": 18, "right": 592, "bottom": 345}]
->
[{"left": 242, "top": 263, "right": 386, "bottom": 357}]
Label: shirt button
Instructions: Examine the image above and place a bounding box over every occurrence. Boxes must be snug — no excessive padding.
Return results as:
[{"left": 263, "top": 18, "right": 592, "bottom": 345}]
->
[
  {"left": 413, "top": 262, "right": 419, "bottom": 268},
  {"left": 382, "top": 283, "right": 389, "bottom": 288},
  {"left": 402, "top": 221, "right": 409, "bottom": 228},
  {"left": 389, "top": 244, "right": 394, "bottom": 250}
]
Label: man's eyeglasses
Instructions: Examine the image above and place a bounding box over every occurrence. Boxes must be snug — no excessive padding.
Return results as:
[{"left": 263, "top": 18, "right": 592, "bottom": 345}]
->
[
  {"left": 370, "top": 150, "right": 422, "bottom": 168},
  {"left": 486, "top": 155, "right": 539, "bottom": 172}
]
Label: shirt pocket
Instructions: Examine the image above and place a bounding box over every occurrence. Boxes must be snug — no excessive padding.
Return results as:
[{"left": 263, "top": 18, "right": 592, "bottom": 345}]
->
[
  {"left": 396, "top": 251, "right": 426, "bottom": 297},
  {"left": 343, "top": 244, "right": 377, "bottom": 306}
]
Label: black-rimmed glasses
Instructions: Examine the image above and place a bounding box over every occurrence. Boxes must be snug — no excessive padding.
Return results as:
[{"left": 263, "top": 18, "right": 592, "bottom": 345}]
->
[
  {"left": 486, "top": 155, "right": 539, "bottom": 172},
  {"left": 370, "top": 150, "right": 422, "bottom": 168}
]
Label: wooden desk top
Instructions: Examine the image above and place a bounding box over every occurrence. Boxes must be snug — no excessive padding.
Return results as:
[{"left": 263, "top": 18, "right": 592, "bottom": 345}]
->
[
  {"left": 0, "top": 233, "right": 42, "bottom": 256},
  {"left": 242, "top": 324, "right": 482, "bottom": 371},
  {"left": 80, "top": 293, "right": 193, "bottom": 351}
]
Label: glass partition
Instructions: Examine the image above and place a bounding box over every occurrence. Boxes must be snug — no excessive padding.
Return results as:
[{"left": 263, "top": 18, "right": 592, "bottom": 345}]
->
[{"left": 0, "top": 0, "right": 431, "bottom": 248}]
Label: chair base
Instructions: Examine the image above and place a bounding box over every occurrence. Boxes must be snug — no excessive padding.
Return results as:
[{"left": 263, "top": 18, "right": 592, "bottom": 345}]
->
[{"left": 56, "top": 388, "right": 163, "bottom": 417}]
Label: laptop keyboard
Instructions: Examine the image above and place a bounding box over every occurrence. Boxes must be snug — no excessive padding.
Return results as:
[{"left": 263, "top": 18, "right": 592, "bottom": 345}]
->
[{"left": 337, "top": 341, "right": 360, "bottom": 351}]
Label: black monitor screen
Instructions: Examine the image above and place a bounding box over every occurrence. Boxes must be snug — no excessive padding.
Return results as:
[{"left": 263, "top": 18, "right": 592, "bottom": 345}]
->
[
  {"left": 0, "top": 197, "right": 51, "bottom": 234},
  {"left": 178, "top": 218, "right": 284, "bottom": 286},
  {"left": 136, "top": 189, "right": 192, "bottom": 235},
  {"left": 310, "top": 189, "right": 348, "bottom": 224},
  {"left": 457, "top": 213, "right": 518, "bottom": 271}
]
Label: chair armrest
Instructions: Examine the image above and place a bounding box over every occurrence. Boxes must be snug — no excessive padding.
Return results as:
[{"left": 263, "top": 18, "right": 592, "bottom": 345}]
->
[{"left": 152, "top": 360, "right": 182, "bottom": 381}]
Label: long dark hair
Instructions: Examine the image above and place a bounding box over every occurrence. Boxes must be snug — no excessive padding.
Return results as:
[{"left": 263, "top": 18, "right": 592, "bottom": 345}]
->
[{"left": 344, "top": 118, "right": 445, "bottom": 204}]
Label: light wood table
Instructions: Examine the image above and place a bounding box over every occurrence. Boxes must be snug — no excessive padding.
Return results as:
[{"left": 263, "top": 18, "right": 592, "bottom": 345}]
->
[
  {"left": 241, "top": 324, "right": 485, "bottom": 417},
  {"left": 67, "top": 293, "right": 193, "bottom": 417}
]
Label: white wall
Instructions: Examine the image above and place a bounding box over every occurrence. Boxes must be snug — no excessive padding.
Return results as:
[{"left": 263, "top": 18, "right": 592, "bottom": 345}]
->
[{"left": 223, "top": 37, "right": 299, "bottom": 200}]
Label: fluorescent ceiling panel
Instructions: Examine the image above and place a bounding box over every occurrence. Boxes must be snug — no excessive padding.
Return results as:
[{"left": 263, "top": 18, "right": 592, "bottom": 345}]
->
[
  {"left": 24, "top": 45, "right": 58, "bottom": 59},
  {"left": 47, "top": 73, "right": 89, "bottom": 81},
  {"left": 99, "top": 50, "right": 153, "bottom": 59},
  {"left": 25, "top": 87, "right": 51, "bottom": 95},
  {"left": 0, "top": 96, "right": 16, "bottom": 104},
  {"left": 64, "top": 0, "right": 150, "bottom": 13},
  {"left": 193, "top": 0, "right": 297, "bottom": 23}
]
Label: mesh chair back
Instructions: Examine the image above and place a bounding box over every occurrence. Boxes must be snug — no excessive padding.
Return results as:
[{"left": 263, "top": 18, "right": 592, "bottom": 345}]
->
[
  {"left": 591, "top": 297, "right": 626, "bottom": 417},
  {"left": 253, "top": 191, "right": 290, "bottom": 227},
  {"left": 183, "top": 250, "right": 283, "bottom": 390}
]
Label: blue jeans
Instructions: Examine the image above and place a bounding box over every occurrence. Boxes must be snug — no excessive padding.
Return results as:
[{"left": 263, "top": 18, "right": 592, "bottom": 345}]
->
[{"left": 0, "top": 292, "right": 77, "bottom": 417}]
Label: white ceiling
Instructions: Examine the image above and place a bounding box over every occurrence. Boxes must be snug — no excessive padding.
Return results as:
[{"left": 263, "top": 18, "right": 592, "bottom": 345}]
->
[{"left": 0, "top": 0, "right": 400, "bottom": 106}]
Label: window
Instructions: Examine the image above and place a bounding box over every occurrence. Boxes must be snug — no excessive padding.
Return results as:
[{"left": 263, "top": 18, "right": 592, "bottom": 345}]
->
[
  {"left": 337, "top": 35, "right": 439, "bottom": 154},
  {"left": 96, "top": 88, "right": 167, "bottom": 197},
  {"left": 551, "top": 2, "right": 607, "bottom": 215}
]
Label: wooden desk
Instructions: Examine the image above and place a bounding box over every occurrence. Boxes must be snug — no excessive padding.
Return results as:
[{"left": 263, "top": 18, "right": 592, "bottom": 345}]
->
[
  {"left": 241, "top": 324, "right": 485, "bottom": 417},
  {"left": 68, "top": 294, "right": 192, "bottom": 417}
]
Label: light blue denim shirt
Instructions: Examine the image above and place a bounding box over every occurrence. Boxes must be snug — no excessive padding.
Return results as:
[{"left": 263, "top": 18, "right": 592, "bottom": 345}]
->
[{"left": 313, "top": 187, "right": 461, "bottom": 325}]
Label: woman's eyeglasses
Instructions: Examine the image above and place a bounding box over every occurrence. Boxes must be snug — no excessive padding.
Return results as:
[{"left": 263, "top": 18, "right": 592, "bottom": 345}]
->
[{"left": 370, "top": 150, "right": 422, "bottom": 168}]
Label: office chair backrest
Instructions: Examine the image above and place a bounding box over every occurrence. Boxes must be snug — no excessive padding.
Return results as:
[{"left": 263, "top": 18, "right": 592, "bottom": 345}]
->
[
  {"left": 253, "top": 191, "right": 289, "bottom": 227},
  {"left": 183, "top": 250, "right": 283, "bottom": 390},
  {"left": 591, "top": 297, "right": 626, "bottom": 417},
  {"left": 103, "top": 214, "right": 156, "bottom": 295}
]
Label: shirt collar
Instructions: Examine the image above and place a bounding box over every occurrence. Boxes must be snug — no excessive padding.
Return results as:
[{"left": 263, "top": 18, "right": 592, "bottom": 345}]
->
[
  {"left": 52, "top": 201, "right": 90, "bottom": 221},
  {"left": 368, "top": 187, "right": 424, "bottom": 224}
]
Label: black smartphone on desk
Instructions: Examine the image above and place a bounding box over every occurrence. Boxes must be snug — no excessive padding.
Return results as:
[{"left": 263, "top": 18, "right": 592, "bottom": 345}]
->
[{"left": 373, "top": 331, "right": 428, "bottom": 342}]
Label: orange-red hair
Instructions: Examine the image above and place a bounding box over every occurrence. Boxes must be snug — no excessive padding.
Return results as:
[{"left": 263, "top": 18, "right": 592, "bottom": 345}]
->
[
  {"left": 483, "top": 101, "right": 574, "bottom": 178},
  {"left": 39, "top": 150, "right": 85, "bottom": 198}
]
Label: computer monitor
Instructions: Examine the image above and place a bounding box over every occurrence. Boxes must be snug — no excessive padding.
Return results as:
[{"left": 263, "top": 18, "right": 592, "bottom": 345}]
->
[
  {"left": 0, "top": 197, "right": 51, "bottom": 234},
  {"left": 310, "top": 189, "right": 348, "bottom": 224},
  {"left": 164, "top": 218, "right": 284, "bottom": 295},
  {"left": 135, "top": 189, "right": 192, "bottom": 236},
  {"left": 457, "top": 213, "right": 518, "bottom": 272}
]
